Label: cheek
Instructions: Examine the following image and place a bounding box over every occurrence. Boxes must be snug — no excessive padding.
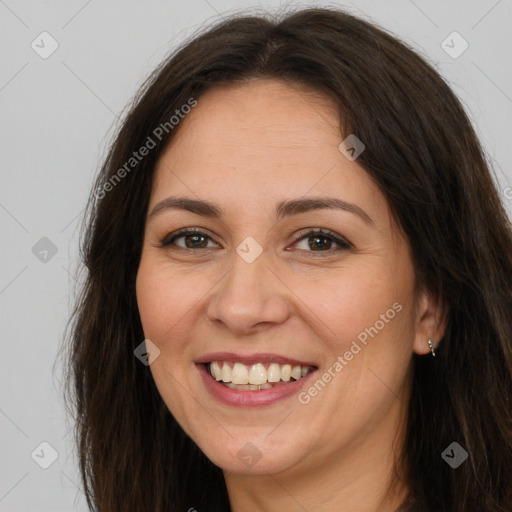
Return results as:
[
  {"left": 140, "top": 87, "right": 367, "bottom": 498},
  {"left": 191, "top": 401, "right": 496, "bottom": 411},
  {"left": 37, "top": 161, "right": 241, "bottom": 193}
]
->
[
  {"left": 298, "top": 261, "right": 415, "bottom": 415},
  {"left": 136, "top": 267, "right": 169, "bottom": 339},
  {"left": 136, "top": 261, "right": 198, "bottom": 342},
  {"left": 135, "top": 263, "right": 197, "bottom": 427},
  {"left": 300, "top": 264, "right": 405, "bottom": 348}
]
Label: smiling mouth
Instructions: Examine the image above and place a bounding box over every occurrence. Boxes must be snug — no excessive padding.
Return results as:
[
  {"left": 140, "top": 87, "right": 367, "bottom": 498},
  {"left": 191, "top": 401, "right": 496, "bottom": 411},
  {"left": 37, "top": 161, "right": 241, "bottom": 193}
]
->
[{"left": 205, "top": 361, "right": 317, "bottom": 390}]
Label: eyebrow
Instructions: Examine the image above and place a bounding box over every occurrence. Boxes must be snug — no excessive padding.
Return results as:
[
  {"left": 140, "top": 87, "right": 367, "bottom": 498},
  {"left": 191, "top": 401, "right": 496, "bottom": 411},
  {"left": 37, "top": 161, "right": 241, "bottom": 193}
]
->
[{"left": 148, "top": 196, "right": 373, "bottom": 225}]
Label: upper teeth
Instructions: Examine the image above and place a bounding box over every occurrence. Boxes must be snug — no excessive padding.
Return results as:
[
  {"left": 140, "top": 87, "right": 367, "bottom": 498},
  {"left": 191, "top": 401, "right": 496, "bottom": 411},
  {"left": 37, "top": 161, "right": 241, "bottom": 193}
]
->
[{"left": 209, "top": 361, "right": 313, "bottom": 385}]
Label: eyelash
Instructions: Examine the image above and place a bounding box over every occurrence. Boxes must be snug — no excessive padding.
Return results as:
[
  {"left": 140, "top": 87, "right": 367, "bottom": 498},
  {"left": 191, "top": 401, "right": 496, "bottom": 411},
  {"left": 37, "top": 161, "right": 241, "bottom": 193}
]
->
[{"left": 161, "top": 227, "right": 352, "bottom": 255}]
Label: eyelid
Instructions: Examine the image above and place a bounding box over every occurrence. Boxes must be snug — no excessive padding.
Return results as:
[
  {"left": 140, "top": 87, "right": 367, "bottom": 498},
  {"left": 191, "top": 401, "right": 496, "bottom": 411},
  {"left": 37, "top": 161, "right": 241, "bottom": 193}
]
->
[
  {"left": 161, "top": 226, "right": 352, "bottom": 253},
  {"left": 292, "top": 227, "right": 352, "bottom": 250},
  {"left": 161, "top": 227, "right": 219, "bottom": 248}
]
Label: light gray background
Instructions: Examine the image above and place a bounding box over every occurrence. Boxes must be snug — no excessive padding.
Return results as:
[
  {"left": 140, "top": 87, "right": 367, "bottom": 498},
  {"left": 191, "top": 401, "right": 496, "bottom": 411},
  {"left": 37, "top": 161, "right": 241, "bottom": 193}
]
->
[{"left": 1, "top": 0, "right": 511, "bottom": 510}]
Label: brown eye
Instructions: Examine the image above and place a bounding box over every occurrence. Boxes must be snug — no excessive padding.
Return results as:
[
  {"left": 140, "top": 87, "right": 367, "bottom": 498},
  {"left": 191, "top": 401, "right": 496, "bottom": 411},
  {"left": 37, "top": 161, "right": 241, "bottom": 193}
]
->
[
  {"left": 293, "top": 229, "right": 351, "bottom": 253},
  {"left": 162, "top": 229, "right": 218, "bottom": 249}
]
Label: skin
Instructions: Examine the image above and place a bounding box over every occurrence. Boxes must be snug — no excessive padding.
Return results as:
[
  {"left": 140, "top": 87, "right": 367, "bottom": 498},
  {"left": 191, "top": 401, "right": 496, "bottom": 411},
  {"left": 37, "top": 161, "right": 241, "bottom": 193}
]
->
[{"left": 136, "top": 78, "right": 446, "bottom": 512}]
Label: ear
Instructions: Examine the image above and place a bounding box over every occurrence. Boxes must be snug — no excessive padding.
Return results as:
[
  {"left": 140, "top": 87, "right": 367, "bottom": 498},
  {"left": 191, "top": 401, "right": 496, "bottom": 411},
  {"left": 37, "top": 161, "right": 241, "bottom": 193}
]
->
[{"left": 412, "top": 288, "right": 448, "bottom": 355}]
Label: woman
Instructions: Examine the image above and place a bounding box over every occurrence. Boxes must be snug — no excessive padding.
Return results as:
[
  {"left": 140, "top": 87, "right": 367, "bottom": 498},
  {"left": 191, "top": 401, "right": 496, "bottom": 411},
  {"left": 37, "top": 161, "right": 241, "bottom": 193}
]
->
[{"left": 62, "top": 6, "right": 512, "bottom": 512}]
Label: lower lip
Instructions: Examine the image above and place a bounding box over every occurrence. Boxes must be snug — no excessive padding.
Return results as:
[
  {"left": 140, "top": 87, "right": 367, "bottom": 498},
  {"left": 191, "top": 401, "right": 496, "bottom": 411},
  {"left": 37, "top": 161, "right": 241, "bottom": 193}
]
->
[{"left": 196, "top": 363, "right": 318, "bottom": 408}]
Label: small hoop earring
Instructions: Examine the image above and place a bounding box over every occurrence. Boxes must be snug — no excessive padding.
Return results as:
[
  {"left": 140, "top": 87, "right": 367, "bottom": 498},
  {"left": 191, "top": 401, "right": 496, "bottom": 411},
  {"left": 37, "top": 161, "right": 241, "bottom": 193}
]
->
[{"left": 427, "top": 338, "right": 436, "bottom": 357}]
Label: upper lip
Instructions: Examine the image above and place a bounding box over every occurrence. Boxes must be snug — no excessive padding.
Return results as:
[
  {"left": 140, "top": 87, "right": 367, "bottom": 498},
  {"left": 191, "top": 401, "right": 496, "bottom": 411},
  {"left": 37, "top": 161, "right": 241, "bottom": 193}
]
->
[{"left": 195, "top": 352, "right": 318, "bottom": 367}]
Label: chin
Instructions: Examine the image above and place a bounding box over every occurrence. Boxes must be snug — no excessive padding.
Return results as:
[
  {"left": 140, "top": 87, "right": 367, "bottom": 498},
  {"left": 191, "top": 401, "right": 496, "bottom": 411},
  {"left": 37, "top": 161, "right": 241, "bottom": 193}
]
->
[{"left": 193, "top": 429, "right": 307, "bottom": 475}]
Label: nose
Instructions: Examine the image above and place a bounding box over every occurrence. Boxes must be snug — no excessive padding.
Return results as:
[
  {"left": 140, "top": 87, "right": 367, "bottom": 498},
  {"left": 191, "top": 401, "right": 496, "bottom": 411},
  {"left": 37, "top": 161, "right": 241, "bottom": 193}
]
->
[{"left": 206, "top": 247, "right": 291, "bottom": 335}]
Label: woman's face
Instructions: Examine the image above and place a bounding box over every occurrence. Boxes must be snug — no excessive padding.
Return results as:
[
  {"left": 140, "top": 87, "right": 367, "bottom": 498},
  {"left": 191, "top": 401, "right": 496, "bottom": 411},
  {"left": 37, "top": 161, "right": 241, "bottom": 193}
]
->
[{"left": 136, "top": 79, "right": 441, "bottom": 477}]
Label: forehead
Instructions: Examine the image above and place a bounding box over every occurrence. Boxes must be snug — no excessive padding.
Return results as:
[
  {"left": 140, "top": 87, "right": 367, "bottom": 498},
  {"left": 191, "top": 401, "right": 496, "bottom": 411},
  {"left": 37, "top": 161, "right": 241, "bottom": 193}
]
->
[
  {"left": 150, "top": 79, "right": 386, "bottom": 226},
  {"left": 161, "top": 80, "right": 338, "bottom": 162}
]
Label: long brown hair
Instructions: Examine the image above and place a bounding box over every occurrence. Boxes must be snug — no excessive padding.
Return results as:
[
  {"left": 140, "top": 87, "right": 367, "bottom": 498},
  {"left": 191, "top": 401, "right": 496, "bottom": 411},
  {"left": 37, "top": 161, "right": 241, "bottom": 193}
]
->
[{"left": 60, "top": 7, "right": 512, "bottom": 511}]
